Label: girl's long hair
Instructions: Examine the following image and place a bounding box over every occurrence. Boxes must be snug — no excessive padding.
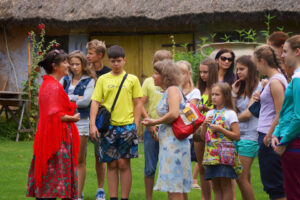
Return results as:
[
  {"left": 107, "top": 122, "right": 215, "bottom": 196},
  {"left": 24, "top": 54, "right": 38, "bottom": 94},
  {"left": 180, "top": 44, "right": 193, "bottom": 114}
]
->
[
  {"left": 198, "top": 58, "right": 218, "bottom": 104},
  {"left": 69, "top": 50, "right": 96, "bottom": 81},
  {"left": 236, "top": 55, "right": 259, "bottom": 98},
  {"left": 253, "top": 45, "right": 287, "bottom": 80},
  {"left": 176, "top": 60, "right": 194, "bottom": 93},
  {"left": 212, "top": 82, "right": 233, "bottom": 110}
]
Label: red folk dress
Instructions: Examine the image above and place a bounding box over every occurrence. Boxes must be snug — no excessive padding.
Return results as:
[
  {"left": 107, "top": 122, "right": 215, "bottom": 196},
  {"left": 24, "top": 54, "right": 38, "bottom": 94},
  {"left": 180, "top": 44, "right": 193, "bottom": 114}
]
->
[{"left": 26, "top": 75, "right": 80, "bottom": 199}]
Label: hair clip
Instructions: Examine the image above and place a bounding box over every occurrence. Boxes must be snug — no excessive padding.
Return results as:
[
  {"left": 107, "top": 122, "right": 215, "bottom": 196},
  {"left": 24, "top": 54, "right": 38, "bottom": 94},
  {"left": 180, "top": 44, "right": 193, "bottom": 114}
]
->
[{"left": 53, "top": 49, "right": 60, "bottom": 57}]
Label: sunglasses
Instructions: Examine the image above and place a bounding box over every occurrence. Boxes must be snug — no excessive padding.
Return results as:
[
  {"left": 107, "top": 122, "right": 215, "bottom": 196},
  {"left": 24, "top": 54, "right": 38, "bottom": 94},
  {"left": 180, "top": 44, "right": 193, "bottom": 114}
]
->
[{"left": 220, "top": 56, "right": 233, "bottom": 62}]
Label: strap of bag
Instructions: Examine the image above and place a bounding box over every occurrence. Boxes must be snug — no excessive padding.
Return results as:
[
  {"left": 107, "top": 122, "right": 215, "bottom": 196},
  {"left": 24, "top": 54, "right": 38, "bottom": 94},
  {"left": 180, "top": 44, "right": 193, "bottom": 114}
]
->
[
  {"left": 110, "top": 73, "right": 128, "bottom": 112},
  {"left": 178, "top": 88, "right": 187, "bottom": 102}
]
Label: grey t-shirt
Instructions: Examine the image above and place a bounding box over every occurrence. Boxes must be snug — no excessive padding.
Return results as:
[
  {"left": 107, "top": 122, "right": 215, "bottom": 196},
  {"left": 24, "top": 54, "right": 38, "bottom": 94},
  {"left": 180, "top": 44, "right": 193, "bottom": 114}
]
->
[{"left": 236, "top": 82, "right": 262, "bottom": 142}]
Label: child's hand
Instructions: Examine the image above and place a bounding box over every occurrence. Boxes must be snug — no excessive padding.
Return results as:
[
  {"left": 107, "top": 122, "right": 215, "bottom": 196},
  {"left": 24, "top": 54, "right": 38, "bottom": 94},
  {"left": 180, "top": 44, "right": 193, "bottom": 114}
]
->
[
  {"left": 232, "top": 79, "right": 241, "bottom": 95},
  {"left": 252, "top": 91, "right": 261, "bottom": 102},
  {"left": 142, "top": 118, "right": 156, "bottom": 126},
  {"left": 204, "top": 115, "right": 213, "bottom": 126},
  {"left": 274, "top": 145, "right": 286, "bottom": 156},
  {"left": 209, "top": 124, "right": 221, "bottom": 133},
  {"left": 262, "top": 79, "right": 268, "bottom": 88}
]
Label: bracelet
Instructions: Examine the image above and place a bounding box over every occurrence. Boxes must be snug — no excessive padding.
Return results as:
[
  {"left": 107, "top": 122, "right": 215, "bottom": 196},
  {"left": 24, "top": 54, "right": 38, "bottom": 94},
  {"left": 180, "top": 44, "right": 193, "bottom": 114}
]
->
[{"left": 231, "top": 91, "right": 237, "bottom": 98}]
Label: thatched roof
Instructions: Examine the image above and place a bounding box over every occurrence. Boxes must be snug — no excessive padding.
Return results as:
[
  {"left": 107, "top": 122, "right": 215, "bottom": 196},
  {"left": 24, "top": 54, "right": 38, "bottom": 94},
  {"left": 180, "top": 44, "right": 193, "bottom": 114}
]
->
[{"left": 1, "top": 0, "right": 300, "bottom": 32}]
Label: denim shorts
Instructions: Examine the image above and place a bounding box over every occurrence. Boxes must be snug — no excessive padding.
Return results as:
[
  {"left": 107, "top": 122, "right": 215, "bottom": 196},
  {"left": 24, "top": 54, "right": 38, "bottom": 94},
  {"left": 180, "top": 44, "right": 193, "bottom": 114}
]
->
[
  {"left": 235, "top": 139, "right": 259, "bottom": 158},
  {"left": 143, "top": 128, "right": 159, "bottom": 178},
  {"left": 204, "top": 164, "right": 237, "bottom": 180},
  {"left": 98, "top": 123, "right": 138, "bottom": 163}
]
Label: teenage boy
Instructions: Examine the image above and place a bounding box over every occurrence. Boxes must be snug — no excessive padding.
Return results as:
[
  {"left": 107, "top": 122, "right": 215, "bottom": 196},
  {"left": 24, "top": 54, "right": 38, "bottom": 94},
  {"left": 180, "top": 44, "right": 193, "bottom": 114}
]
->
[
  {"left": 141, "top": 50, "right": 173, "bottom": 200},
  {"left": 90, "top": 45, "right": 143, "bottom": 200},
  {"left": 86, "top": 39, "right": 111, "bottom": 77},
  {"left": 86, "top": 39, "right": 111, "bottom": 200}
]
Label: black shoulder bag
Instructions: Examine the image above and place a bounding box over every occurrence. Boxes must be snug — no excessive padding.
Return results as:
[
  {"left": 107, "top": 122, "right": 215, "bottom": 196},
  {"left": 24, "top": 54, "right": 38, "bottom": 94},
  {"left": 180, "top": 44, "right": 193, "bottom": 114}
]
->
[{"left": 95, "top": 73, "right": 128, "bottom": 133}]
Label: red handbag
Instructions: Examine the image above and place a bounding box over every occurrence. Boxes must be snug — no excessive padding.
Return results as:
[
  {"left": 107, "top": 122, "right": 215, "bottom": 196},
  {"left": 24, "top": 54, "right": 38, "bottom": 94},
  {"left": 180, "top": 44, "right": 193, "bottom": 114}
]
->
[{"left": 172, "top": 101, "right": 205, "bottom": 140}]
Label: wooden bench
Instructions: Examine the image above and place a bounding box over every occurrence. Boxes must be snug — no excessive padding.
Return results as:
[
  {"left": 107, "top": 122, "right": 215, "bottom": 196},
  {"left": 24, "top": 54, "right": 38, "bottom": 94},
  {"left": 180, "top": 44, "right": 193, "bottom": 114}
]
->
[{"left": 0, "top": 91, "right": 33, "bottom": 141}]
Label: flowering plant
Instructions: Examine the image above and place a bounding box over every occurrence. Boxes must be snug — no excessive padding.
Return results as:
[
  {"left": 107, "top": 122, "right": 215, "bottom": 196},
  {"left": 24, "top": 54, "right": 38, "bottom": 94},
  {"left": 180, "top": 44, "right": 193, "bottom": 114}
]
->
[{"left": 22, "top": 24, "right": 60, "bottom": 131}]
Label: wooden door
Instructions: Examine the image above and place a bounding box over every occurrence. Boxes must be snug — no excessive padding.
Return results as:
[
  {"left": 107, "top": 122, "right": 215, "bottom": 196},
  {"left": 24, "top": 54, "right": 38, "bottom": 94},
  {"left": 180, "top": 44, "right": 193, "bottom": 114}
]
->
[{"left": 91, "top": 33, "right": 193, "bottom": 81}]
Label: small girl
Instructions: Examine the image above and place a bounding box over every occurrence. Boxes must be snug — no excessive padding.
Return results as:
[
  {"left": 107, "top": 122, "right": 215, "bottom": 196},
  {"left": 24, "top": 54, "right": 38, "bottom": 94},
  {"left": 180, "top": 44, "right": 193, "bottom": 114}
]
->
[
  {"left": 194, "top": 58, "right": 219, "bottom": 199},
  {"left": 201, "top": 82, "right": 241, "bottom": 200},
  {"left": 177, "top": 60, "right": 201, "bottom": 189}
]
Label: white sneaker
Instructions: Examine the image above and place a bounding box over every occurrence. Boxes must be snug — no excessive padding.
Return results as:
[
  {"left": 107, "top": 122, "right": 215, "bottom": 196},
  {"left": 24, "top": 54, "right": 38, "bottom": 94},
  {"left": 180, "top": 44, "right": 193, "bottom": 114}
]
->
[{"left": 96, "top": 189, "right": 105, "bottom": 200}]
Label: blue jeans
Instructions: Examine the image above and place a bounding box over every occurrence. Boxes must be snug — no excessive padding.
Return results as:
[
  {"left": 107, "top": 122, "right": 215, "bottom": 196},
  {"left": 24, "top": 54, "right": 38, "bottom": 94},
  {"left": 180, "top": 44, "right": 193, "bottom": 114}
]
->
[
  {"left": 258, "top": 132, "right": 285, "bottom": 200},
  {"left": 144, "top": 128, "right": 159, "bottom": 178}
]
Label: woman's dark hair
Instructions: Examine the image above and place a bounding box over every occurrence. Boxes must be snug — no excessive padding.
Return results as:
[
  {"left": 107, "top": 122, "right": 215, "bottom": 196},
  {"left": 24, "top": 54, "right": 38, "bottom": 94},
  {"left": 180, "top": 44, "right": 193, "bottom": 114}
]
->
[
  {"left": 236, "top": 55, "right": 259, "bottom": 98},
  {"left": 215, "top": 49, "right": 236, "bottom": 85},
  {"left": 38, "top": 49, "right": 68, "bottom": 74}
]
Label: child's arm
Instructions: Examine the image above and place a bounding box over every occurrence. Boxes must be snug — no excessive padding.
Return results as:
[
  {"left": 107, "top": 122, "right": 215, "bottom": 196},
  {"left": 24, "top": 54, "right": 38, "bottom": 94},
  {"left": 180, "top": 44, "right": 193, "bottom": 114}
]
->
[
  {"left": 210, "top": 122, "right": 240, "bottom": 141},
  {"left": 200, "top": 115, "right": 213, "bottom": 139},
  {"left": 238, "top": 96, "right": 255, "bottom": 122},
  {"left": 133, "top": 97, "right": 143, "bottom": 128}
]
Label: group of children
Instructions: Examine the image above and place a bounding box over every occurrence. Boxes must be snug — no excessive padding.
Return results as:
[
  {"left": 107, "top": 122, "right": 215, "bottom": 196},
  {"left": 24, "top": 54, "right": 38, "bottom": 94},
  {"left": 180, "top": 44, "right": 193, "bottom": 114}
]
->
[{"left": 26, "top": 31, "right": 300, "bottom": 200}]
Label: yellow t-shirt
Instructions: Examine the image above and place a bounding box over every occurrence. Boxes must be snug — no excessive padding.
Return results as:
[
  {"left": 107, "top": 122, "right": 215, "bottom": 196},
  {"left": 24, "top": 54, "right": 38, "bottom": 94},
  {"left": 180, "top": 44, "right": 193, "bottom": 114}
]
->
[
  {"left": 142, "top": 77, "right": 163, "bottom": 119},
  {"left": 200, "top": 94, "right": 214, "bottom": 116},
  {"left": 91, "top": 71, "right": 143, "bottom": 126}
]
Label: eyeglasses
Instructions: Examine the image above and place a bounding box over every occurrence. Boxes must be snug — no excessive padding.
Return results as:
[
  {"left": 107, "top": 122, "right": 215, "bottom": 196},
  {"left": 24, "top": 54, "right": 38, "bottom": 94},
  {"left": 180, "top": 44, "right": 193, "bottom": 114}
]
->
[{"left": 220, "top": 56, "right": 233, "bottom": 62}]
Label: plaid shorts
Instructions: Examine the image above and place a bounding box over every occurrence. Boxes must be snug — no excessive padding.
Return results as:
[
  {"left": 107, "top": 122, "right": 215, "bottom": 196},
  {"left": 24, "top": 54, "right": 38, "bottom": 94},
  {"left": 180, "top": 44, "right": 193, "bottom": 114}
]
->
[{"left": 99, "top": 123, "right": 138, "bottom": 163}]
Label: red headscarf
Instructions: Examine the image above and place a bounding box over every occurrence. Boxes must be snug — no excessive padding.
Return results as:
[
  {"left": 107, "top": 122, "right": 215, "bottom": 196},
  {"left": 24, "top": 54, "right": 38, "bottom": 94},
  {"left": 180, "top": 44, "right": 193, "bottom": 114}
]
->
[{"left": 33, "top": 75, "right": 80, "bottom": 187}]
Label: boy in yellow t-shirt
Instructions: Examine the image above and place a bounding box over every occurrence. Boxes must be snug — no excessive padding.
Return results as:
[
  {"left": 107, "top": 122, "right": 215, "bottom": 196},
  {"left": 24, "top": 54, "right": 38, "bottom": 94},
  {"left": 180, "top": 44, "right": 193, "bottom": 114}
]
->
[{"left": 90, "top": 45, "right": 143, "bottom": 200}]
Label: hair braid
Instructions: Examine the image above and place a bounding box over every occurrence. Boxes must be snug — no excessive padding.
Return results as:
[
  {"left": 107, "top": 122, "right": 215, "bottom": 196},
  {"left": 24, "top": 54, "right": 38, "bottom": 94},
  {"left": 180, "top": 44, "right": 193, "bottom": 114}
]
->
[{"left": 268, "top": 46, "right": 288, "bottom": 80}]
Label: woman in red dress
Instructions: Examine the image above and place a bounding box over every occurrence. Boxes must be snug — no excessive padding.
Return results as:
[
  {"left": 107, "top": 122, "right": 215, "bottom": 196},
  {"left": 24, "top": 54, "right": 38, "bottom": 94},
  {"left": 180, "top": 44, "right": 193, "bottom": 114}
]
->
[{"left": 26, "top": 49, "right": 80, "bottom": 200}]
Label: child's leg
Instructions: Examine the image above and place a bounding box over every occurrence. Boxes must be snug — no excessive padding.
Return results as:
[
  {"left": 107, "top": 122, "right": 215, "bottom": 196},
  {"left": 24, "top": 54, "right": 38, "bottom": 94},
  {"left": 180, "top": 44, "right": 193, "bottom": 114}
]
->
[
  {"left": 211, "top": 178, "right": 222, "bottom": 200},
  {"left": 220, "top": 177, "right": 233, "bottom": 200},
  {"left": 107, "top": 160, "right": 119, "bottom": 198},
  {"left": 78, "top": 135, "right": 89, "bottom": 198},
  {"left": 192, "top": 163, "right": 200, "bottom": 185},
  {"left": 118, "top": 158, "right": 132, "bottom": 199},
  {"left": 236, "top": 155, "right": 255, "bottom": 200},
  {"left": 194, "top": 140, "right": 211, "bottom": 200}
]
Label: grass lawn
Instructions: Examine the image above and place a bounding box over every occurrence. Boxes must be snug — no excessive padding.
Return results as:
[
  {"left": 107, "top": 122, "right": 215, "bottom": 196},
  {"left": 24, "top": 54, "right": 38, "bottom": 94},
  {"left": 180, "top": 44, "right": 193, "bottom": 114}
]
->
[{"left": 0, "top": 139, "right": 268, "bottom": 200}]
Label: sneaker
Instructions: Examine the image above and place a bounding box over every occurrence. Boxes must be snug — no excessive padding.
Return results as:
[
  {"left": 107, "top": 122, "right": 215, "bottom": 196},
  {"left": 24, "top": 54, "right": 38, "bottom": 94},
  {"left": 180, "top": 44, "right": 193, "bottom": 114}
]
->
[{"left": 96, "top": 189, "right": 105, "bottom": 200}]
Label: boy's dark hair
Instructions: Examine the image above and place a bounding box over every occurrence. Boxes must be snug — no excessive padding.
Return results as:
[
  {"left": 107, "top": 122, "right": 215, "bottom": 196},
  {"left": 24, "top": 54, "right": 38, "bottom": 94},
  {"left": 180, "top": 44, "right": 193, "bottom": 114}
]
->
[
  {"left": 38, "top": 49, "right": 68, "bottom": 74},
  {"left": 108, "top": 45, "right": 125, "bottom": 58}
]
